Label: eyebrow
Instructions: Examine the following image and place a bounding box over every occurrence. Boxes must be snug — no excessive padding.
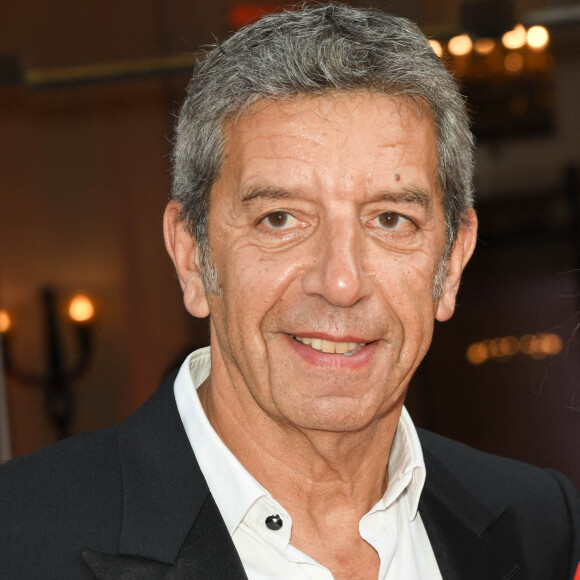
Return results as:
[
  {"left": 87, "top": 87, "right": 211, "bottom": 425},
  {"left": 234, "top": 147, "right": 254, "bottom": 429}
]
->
[
  {"left": 240, "top": 183, "right": 433, "bottom": 209},
  {"left": 369, "top": 187, "right": 432, "bottom": 209},
  {"left": 240, "top": 185, "right": 292, "bottom": 204}
]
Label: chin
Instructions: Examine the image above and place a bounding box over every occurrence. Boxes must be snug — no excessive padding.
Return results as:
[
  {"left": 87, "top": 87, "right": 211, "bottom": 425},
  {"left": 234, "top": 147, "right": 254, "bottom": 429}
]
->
[{"left": 276, "top": 396, "right": 388, "bottom": 433}]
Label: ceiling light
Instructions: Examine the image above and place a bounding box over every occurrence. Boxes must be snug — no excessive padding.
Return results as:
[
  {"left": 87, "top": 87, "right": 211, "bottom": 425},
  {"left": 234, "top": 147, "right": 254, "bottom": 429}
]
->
[
  {"left": 448, "top": 34, "right": 473, "bottom": 56},
  {"left": 429, "top": 39, "right": 443, "bottom": 58},
  {"left": 474, "top": 38, "right": 495, "bottom": 55},
  {"left": 527, "top": 25, "right": 549, "bottom": 49},
  {"left": 502, "top": 24, "right": 526, "bottom": 50}
]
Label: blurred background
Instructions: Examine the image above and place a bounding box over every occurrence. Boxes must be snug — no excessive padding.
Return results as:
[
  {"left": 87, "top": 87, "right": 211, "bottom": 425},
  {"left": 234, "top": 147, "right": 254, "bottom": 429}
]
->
[{"left": 0, "top": 0, "right": 578, "bottom": 488}]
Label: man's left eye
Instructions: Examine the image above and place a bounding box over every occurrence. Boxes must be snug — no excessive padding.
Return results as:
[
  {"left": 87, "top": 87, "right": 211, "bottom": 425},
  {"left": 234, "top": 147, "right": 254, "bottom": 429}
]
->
[
  {"left": 262, "top": 212, "right": 299, "bottom": 229},
  {"left": 370, "top": 212, "right": 412, "bottom": 231}
]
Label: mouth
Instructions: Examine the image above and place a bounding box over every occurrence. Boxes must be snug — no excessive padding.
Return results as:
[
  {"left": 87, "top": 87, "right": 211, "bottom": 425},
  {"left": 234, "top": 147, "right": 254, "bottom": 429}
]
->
[{"left": 291, "top": 336, "right": 367, "bottom": 356}]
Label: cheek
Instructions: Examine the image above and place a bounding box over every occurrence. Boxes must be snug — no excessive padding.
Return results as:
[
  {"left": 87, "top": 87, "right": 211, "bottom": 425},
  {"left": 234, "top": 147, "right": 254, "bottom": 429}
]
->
[
  {"left": 373, "top": 251, "right": 437, "bottom": 301},
  {"left": 372, "top": 256, "right": 438, "bottom": 341},
  {"left": 214, "top": 244, "right": 304, "bottom": 336}
]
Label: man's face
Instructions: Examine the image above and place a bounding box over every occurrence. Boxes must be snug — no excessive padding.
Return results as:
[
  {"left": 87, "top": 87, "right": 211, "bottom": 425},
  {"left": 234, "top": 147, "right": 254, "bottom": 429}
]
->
[{"left": 192, "top": 93, "right": 473, "bottom": 432}]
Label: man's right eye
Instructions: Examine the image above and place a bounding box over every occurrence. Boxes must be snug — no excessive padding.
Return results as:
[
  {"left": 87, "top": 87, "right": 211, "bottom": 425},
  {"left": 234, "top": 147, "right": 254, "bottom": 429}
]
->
[{"left": 262, "top": 212, "right": 299, "bottom": 230}]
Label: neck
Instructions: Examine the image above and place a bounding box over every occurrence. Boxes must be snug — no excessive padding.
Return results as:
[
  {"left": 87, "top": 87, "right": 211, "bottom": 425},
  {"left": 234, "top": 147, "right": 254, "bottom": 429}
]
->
[{"left": 198, "top": 373, "right": 403, "bottom": 523}]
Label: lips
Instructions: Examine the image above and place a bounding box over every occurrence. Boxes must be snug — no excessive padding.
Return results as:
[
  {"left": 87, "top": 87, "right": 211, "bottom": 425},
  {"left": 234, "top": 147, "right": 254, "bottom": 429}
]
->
[{"left": 293, "top": 336, "right": 366, "bottom": 356}]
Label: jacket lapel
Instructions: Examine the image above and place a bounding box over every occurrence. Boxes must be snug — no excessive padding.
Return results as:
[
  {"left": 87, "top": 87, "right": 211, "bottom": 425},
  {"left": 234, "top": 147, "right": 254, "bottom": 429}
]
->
[
  {"left": 81, "top": 372, "right": 247, "bottom": 579},
  {"left": 82, "top": 495, "right": 247, "bottom": 580},
  {"left": 420, "top": 445, "right": 528, "bottom": 580}
]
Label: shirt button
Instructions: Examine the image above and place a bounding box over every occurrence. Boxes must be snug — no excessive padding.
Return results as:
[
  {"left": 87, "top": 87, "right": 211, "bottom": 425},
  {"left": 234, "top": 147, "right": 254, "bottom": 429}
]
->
[{"left": 265, "top": 514, "right": 283, "bottom": 530}]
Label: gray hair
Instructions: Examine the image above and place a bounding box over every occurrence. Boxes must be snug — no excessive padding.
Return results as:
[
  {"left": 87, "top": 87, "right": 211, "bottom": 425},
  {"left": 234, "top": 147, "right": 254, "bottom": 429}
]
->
[{"left": 172, "top": 2, "right": 474, "bottom": 295}]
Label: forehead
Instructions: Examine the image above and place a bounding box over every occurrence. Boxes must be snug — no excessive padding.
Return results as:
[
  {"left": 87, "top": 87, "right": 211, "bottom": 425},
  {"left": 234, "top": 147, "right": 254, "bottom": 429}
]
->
[{"left": 217, "top": 92, "right": 439, "bottom": 201}]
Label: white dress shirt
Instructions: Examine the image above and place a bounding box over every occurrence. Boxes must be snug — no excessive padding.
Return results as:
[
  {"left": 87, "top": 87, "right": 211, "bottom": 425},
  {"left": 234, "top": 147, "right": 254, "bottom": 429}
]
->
[{"left": 174, "top": 347, "right": 442, "bottom": 579}]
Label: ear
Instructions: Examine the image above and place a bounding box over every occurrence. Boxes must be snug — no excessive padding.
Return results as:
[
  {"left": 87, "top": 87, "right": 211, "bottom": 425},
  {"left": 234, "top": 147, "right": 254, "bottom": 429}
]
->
[
  {"left": 436, "top": 209, "right": 478, "bottom": 322},
  {"left": 163, "top": 201, "right": 210, "bottom": 318}
]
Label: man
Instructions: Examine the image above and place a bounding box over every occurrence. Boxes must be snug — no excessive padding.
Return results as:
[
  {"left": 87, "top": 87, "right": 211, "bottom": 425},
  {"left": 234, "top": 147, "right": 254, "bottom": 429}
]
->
[{"left": 1, "top": 3, "right": 579, "bottom": 579}]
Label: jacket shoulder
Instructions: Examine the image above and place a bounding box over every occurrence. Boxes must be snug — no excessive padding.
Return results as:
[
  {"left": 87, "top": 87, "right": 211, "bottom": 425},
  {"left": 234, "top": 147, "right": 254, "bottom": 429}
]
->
[
  {"left": 418, "top": 428, "right": 580, "bottom": 578},
  {"left": 0, "top": 426, "right": 123, "bottom": 577},
  {"left": 417, "top": 427, "right": 578, "bottom": 504}
]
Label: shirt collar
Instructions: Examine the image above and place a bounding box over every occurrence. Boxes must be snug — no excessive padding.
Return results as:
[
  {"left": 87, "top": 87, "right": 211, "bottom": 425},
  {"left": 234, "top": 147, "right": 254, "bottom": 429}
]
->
[
  {"left": 174, "top": 347, "right": 427, "bottom": 535},
  {"left": 174, "top": 347, "right": 269, "bottom": 534},
  {"left": 384, "top": 406, "right": 426, "bottom": 520}
]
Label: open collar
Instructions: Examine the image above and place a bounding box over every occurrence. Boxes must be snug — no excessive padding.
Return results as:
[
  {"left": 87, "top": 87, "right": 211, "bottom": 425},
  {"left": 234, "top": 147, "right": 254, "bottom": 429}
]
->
[
  {"left": 175, "top": 348, "right": 269, "bottom": 535},
  {"left": 177, "top": 348, "right": 428, "bottom": 531}
]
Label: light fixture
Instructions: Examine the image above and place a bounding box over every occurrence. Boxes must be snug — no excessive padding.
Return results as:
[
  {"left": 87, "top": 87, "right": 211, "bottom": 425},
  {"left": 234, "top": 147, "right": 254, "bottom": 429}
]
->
[
  {"left": 466, "top": 333, "right": 563, "bottom": 364},
  {"left": 448, "top": 34, "right": 473, "bottom": 56},
  {"left": 526, "top": 25, "right": 549, "bottom": 50},
  {"left": 474, "top": 38, "right": 495, "bottom": 55},
  {"left": 0, "top": 311, "right": 10, "bottom": 334},
  {"left": 2, "top": 288, "right": 96, "bottom": 439},
  {"left": 429, "top": 39, "right": 443, "bottom": 58},
  {"left": 519, "top": 333, "right": 562, "bottom": 359},
  {"left": 69, "top": 295, "right": 95, "bottom": 324},
  {"left": 466, "top": 342, "right": 489, "bottom": 365},
  {"left": 502, "top": 23, "right": 526, "bottom": 50}
]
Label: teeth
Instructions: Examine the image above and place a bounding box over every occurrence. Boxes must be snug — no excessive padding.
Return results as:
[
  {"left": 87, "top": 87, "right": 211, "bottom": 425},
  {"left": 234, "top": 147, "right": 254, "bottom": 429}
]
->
[{"left": 294, "top": 336, "right": 364, "bottom": 355}]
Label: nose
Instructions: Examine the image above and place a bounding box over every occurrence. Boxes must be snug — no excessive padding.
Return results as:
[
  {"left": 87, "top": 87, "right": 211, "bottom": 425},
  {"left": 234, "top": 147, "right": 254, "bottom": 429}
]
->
[{"left": 301, "top": 218, "right": 371, "bottom": 307}]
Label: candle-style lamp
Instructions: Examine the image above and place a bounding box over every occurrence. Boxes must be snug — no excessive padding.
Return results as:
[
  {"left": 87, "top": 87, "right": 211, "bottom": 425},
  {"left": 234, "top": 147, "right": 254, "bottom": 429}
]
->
[
  {"left": 0, "top": 311, "right": 10, "bottom": 333},
  {"left": 0, "top": 310, "right": 12, "bottom": 461},
  {"left": 1, "top": 288, "right": 96, "bottom": 440},
  {"left": 0, "top": 310, "right": 12, "bottom": 368},
  {"left": 68, "top": 294, "right": 95, "bottom": 380}
]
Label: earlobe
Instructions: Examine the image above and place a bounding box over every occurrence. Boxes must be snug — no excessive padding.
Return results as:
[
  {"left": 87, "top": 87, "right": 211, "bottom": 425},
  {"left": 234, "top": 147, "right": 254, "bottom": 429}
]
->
[
  {"left": 435, "top": 209, "right": 478, "bottom": 322},
  {"left": 163, "top": 201, "right": 210, "bottom": 319}
]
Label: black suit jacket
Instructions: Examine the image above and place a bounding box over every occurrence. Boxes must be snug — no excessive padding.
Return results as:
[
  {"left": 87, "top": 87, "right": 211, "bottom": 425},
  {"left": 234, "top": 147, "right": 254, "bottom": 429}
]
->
[{"left": 1, "top": 371, "right": 579, "bottom": 579}]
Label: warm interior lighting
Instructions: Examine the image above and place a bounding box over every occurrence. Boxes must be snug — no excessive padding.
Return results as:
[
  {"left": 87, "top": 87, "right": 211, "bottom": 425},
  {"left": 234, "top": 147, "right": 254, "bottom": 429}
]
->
[
  {"left": 519, "top": 333, "right": 562, "bottom": 359},
  {"left": 229, "top": 3, "right": 280, "bottom": 28},
  {"left": 474, "top": 38, "right": 495, "bottom": 55},
  {"left": 448, "top": 34, "right": 473, "bottom": 56},
  {"left": 502, "top": 24, "right": 526, "bottom": 50},
  {"left": 0, "top": 310, "right": 11, "bottom": 333},
  {"left": 490, "top": 336, "right": 519, "bottom": 357},
  {"left": 429, "top": 39, "right": 443, "bottom": 58},
  {"left": 466, "top": 333, "right": 562, "bottom": 364},
  {"left": 527, "top": 26, "right": 549, "bottom": 50},
  {"left": 466, "top": 342, "right": 489, "bottom": 365},
  {"left": 504, "top": 52, "right": 524, "bottom": 73},
  {"left": 69, "top": 295, "right": 95, "bottom": 323}
]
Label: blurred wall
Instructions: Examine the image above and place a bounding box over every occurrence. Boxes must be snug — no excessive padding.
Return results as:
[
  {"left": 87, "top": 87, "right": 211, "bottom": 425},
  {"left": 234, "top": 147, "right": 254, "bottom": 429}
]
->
[{"left": 0, "top": 0, "right": 233, "bottom": 454}]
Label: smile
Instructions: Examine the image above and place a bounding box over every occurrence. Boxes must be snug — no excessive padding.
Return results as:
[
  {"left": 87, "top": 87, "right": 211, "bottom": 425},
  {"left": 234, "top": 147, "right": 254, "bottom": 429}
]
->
[{"left": 293, "top": 336, "right": 366, "bottom": 356}]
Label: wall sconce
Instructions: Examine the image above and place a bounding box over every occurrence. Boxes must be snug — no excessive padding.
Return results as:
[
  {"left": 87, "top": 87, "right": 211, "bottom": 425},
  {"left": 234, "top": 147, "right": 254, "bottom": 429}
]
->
[{"left": 0, "top": 288, "right": 96, "bottom": 439}]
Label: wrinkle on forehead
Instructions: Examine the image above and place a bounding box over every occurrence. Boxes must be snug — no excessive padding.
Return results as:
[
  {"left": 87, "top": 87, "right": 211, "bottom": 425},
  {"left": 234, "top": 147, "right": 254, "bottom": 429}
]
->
[
  {"left": 227, "top": 93, "right": 436, "bottom": 157},
  {"left": 216, "top": 91, "right": 440, "bottom": 210}
]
